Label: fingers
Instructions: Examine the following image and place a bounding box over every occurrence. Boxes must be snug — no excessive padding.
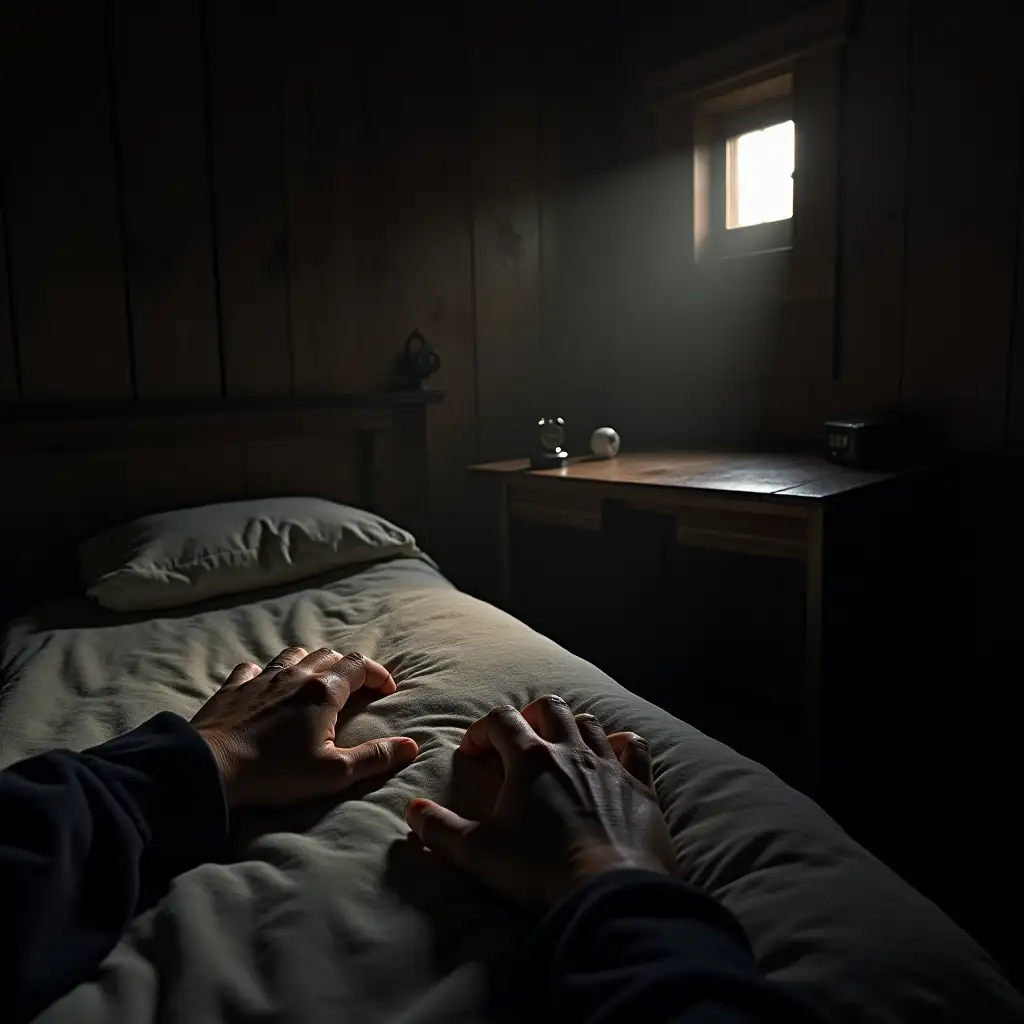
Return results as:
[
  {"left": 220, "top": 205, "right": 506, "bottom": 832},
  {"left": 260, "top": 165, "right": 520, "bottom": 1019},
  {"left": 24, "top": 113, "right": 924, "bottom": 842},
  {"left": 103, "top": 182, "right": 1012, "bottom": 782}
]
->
[
  {"left": 521, "top": 694, "right": 580, "bottom": 745},
  {"left": 405, "top": 798, "right": 475, "bottom": 868},
  {"left": 342, "top": 653, "right": 397, "bottom": 695},
  {"left": 224, "top": 662, "right": 261, "bottom": 687},
  {"left": 608, "top": 732, "right": 655, "bottom": 788},
  {"left": 318, "top": 736, "right": 419, "bottom": 792},
  {"left": 459, "top": 705, "right": 543, "bottom": 768},
  {"left": 263, "top": 647, "right": 308, "bottom": 674},
  {"left": 294, "top": 647, "right": 346, "bottom": 678},
  {"left": 575, "top": 713, "right": 614, "bottom": 757},
  {"left": 295, "top": 649, "right": 397, "bottom": 699}
]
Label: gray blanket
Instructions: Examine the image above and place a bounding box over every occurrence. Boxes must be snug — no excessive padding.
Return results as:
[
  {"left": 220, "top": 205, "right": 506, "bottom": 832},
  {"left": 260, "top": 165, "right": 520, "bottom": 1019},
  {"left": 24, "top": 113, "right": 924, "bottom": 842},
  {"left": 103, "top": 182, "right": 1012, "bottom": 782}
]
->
[{"left": 1, "top": 558, "right": 1019, "bottom": 1023}]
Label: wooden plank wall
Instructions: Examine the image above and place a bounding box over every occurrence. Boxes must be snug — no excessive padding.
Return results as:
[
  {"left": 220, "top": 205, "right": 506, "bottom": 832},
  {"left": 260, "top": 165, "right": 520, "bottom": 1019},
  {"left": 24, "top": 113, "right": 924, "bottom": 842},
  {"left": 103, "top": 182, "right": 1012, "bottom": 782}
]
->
[
  {"left": 110, "top": 0, "right": 223, "bottom": 399},
  {"left": 207, "top": 0, "right": 292, "bottom": 398},
  {"left": 3, "top": 1, "right": 133, "bottom": 401},
  {"left": 471, "top": 11, "right": 543, "bottom": 460},
  {"left": 900, "top": 4, "right": 1019, "bottom": 449},
  {"left": 1, "top": 1, "right": 1022, "bottom": 577},
  {"left": 0, "top": 0, "right": 484, "bottom": 577},
  {"left": 536, "top": 0, "right": 1024, "bottom": 455}
]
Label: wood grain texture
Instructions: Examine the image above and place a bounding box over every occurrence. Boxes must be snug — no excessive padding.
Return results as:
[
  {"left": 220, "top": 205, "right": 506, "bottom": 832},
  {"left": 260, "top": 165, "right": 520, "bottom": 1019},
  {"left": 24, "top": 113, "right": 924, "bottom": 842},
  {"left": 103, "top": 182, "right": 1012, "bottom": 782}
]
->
[
  {"left": 243, "top": 436, "right": 361, "bottom": 506},
  {"left": 0, "top": 404, "right": 389, "bottom": 454},
  {"left": 0, "top": 393, "right": 432, "bottom": 605},
  {"left": 472, "top": 450, "right": 897, "bottom": 500},
  {"left": 0, "top": 205, "right": 17, "bottom": 399},
  {"left": 110, "top": 0, "right": 222, "bottom": 398},
  {"left": 901, "top": 4, "right": 1020, "bottom": 449},
  {"left": 281, "top": 6, "right": 363, "bottom": 395},
  {"left": 0, "top": 442, "right": 245, "bottom": 607},
  {"left": 476, "top": 435, "right": 913, "bottom": 784},
  {"left": 207, "top": 0, "right": 292, "bottom": 397},
  {"left": 832, "top": 0, "right": 908, "bottom": 419},
  {"left": 471, "top": 11, "right": 542, "bottom": 461},
  {"left": 537, "top": 10, "right": 626, "bottom": 433},
  {"left": 792, "top": 44, "right": 840, "bottom": 308},
  {"left": 2, "top": 0, "right": 132, "bottom": 400},
  {"left": 509, "top": 488, "right": 602, "bottom": 531},
  {"left": 358, "top": 13, "right": 475, "bottom": 569},
  {"left": 645, "top": 1, "right": 848, "bottom": 103},
  {"left": 381, "top": 403, "right": 433, "bottom": 545}
]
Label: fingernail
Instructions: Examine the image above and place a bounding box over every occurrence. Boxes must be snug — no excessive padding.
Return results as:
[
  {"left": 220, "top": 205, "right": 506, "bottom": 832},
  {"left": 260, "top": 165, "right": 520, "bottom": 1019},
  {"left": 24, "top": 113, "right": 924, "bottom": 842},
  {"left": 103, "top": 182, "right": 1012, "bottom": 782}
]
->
[
  {"left": 633, "top": 734, "right": 649, "bottom": 748},
  {"left": 405, "top": 798, "right": 428, "bottom": 825}
]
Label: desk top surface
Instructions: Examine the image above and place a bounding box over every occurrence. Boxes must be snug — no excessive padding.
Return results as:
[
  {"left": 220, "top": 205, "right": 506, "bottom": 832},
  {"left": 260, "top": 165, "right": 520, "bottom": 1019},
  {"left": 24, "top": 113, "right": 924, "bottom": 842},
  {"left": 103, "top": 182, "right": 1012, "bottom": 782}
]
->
[{"left": 470, "top": 450, "right": 901, "bottom": 500}]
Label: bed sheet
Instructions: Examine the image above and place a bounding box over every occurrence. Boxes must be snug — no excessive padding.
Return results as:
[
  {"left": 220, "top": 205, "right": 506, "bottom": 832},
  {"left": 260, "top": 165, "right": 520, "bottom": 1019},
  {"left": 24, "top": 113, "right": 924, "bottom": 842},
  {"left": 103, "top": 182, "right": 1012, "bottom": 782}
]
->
[{"left": 1, "top": 557, "right": 1019, "bottom": 1024}]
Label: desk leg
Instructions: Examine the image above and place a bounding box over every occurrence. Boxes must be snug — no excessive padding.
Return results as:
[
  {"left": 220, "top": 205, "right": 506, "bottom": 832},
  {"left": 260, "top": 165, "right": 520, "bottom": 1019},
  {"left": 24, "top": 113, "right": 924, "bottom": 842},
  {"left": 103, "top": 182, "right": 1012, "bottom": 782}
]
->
[
  {"left": 804, "top": 507, "right": 825, "bottom": 787},
  {"left": 498, "top": 482, "right": 511, "bottom": 609}
]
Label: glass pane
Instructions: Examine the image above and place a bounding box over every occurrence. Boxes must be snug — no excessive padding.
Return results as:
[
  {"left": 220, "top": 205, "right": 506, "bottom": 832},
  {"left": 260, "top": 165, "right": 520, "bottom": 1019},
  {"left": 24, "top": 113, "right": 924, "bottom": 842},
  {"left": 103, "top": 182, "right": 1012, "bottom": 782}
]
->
[{"left": 730, "top": 119, "right": 794, "bottom": 229}]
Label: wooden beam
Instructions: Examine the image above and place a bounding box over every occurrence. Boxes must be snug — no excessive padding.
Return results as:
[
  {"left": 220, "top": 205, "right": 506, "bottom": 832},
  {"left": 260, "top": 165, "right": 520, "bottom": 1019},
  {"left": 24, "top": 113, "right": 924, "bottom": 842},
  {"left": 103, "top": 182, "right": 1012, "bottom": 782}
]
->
[
  {"left": 109, "top": 0, "right": 222, "bottom": 398},
  {"left": 207, "top": 0, "right": 292, "bottom": 398},
  {"left": 471, "top": 10, "right": 542, "bottom": 462},
  {"left": 900, "top": 4, "right": 1020, "bottom": 448},
  {"left": 4, "top": 0, "right": 133, "bottom": 401}
]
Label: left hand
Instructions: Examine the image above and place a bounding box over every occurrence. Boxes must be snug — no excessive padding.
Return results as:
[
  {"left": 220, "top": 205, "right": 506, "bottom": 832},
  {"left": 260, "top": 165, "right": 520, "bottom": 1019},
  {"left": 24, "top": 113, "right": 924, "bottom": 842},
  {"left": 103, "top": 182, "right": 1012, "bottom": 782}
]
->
[
  {"left": 192, "top": 646, "right": 418, "bottom": 808},
  {"left": 405, "top": 696, "right": 673, "bottom": 911}
]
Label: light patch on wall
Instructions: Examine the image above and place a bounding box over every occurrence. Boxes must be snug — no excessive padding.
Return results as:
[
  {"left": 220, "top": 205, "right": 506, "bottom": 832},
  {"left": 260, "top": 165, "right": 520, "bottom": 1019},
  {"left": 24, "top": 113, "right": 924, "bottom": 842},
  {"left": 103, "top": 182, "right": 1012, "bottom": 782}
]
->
[{"left": 726, "top": 119, "right": 794, "bottom": 229}]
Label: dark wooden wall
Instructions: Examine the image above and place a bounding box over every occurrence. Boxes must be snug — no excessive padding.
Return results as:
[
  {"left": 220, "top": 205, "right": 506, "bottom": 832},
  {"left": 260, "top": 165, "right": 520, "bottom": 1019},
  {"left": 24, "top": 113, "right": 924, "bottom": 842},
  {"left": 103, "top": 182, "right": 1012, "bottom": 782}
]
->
[
  {"left": 2, "top": 1, "right": 1022, "bottom": 567},
  {"left": 0, "top": 2, "right": 488, "bottom": 577},
  {"left": 505, "top": 0, "right": 1022, "bottom": 459}
]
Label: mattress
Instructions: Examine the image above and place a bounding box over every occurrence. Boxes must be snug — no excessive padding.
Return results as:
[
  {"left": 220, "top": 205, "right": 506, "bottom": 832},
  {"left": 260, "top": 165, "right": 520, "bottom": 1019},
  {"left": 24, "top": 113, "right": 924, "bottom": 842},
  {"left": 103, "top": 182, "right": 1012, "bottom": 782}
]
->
[{"left": 0, "top": 556, "right": 1019, "bottom": 1024}]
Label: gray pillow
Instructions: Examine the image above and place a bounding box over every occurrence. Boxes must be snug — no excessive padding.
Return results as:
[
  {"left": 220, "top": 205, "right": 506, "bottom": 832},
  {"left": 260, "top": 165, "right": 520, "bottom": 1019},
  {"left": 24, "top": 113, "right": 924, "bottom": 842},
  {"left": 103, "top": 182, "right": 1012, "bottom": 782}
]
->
[{"left": 80, "top": 496, "right": 425, "bottom": 612}]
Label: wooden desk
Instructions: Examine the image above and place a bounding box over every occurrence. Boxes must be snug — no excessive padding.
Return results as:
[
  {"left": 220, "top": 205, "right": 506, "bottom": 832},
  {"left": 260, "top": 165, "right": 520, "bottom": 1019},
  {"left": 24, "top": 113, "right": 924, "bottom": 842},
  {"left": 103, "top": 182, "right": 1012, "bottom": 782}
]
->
[{"left": 471, "top": 451, "right": 906, "bottom": 777}]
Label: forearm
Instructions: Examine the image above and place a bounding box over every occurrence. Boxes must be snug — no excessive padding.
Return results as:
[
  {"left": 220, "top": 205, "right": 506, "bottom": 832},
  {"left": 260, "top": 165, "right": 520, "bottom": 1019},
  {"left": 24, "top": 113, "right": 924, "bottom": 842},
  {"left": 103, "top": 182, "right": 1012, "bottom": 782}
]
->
[
  {"left": 0, "top": 712, "right": 227, "bottom": 1024},
  {"left": 530, "top": 870, "right": 821, "bottom": 1024}
]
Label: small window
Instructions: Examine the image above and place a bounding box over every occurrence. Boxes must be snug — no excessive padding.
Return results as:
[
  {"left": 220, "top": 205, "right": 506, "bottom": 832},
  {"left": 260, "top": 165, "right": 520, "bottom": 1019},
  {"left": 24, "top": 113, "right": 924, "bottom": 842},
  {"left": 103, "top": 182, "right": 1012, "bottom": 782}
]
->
[
  {"left": 726, "top": 119, "right": 794, "bottom": 229},
  {"left": 693, "top": 75, "right": 795, "bottom": 261}
]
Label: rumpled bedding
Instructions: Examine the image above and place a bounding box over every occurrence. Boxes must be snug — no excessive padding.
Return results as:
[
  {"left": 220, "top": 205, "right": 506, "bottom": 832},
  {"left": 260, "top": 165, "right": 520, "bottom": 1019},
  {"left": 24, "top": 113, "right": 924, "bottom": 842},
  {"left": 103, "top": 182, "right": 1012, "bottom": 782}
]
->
[{"left": 1, "top": 557, "right": 1019, "bottom": 1023}]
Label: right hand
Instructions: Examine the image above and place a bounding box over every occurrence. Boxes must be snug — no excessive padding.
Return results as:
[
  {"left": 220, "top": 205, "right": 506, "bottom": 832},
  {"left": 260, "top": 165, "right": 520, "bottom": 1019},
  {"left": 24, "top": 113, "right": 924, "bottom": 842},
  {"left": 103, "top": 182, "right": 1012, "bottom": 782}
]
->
[
  {"left": 405, "top": 695, "right": 674, "bottom": 911},
  {"left": 193, "top": 647, "right": 417, "bottom": 809}
]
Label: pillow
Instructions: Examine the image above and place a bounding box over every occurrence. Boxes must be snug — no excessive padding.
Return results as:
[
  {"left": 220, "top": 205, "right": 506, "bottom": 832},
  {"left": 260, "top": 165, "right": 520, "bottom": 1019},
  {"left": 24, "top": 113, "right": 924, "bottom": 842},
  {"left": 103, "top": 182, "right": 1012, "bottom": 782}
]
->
[{"left": 80, "top": 496, "right": 426, "bottom": 612}]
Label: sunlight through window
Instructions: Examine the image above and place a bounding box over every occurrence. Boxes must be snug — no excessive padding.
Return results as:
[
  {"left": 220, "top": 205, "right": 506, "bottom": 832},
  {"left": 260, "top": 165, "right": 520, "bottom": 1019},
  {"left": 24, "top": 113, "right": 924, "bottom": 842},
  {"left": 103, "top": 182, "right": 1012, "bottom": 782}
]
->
[{"left": 727, "top": 119, "right": 794, "bottom": 229}]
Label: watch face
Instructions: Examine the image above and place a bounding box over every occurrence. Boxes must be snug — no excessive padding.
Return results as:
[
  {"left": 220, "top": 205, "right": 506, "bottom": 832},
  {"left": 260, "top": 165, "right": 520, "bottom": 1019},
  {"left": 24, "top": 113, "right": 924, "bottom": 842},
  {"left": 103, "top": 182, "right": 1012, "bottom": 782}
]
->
[{"left": 539, "top": 418, "right": 565, "bottom": 451}]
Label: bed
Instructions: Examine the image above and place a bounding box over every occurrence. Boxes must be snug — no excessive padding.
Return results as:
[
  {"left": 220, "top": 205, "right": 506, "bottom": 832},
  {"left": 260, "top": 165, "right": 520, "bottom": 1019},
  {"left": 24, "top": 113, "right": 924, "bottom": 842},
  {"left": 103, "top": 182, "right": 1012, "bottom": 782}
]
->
[{"left": 0, "top": 397, "right": 1020, "bottom": 1024}]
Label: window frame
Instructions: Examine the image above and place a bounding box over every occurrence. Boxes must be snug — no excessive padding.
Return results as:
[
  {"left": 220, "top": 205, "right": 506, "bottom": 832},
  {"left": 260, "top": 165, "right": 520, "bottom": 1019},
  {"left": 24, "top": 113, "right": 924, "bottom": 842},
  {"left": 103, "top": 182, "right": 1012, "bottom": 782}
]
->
[{"left": 695, "top": 77, "right": 794, "bottom": 261}]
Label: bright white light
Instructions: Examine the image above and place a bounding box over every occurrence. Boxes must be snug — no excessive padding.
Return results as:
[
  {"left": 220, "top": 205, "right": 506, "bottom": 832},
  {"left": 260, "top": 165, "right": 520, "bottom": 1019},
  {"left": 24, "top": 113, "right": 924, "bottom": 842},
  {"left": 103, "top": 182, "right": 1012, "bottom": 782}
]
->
[{"left": 728, "top": 119, "right": 794, "bottom": 229}]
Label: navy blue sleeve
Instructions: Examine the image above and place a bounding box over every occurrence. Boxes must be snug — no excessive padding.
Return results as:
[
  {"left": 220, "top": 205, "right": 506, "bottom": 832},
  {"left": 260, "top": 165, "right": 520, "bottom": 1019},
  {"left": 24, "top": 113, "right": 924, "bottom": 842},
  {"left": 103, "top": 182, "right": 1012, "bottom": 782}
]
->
[
  {"left": 0, "top": 712, "right": 228, "bottom": 1024},
  {"left": 529, "top": 869, "right": 823, "bottom": 1023}
]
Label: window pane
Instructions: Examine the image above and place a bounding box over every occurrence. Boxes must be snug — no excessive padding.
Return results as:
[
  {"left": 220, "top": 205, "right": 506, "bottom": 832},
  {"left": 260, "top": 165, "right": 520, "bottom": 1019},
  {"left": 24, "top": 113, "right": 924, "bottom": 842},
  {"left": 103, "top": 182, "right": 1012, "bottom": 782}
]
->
[{"left": 730, "top": 119, "right": 794, "bottom": 229}]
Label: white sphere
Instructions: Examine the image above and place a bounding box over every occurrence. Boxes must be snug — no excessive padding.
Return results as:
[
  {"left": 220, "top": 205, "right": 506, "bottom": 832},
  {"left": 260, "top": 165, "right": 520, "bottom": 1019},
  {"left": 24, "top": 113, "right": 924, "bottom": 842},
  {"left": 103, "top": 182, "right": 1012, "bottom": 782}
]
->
[{"left": 590, "top": 427, "right": 620, "bottom": 458}]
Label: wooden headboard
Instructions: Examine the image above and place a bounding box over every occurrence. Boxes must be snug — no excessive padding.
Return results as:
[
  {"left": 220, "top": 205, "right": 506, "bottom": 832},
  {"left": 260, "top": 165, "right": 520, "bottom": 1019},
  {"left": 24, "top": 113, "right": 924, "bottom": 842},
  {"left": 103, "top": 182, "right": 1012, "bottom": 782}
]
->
[{"left": 0, "top": 390, "right": 440, "bottom": 610}]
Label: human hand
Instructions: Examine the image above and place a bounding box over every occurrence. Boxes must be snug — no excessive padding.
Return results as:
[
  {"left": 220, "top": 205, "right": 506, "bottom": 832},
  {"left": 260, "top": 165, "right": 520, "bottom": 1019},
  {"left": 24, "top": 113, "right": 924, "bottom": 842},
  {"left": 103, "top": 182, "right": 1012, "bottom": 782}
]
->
[
  {"left": 192, "top": 647, "right": 417, "bottom": 809},
  {"left": 405, "top": 695, "right": 674, "bottom": 911}
]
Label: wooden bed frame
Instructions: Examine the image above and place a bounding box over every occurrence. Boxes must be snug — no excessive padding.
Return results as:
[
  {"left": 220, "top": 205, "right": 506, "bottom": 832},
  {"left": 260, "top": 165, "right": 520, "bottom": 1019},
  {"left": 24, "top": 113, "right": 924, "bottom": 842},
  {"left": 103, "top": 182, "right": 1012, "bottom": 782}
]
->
[{"left": 0, "top": 391, "right": 440, "bottom": 613}]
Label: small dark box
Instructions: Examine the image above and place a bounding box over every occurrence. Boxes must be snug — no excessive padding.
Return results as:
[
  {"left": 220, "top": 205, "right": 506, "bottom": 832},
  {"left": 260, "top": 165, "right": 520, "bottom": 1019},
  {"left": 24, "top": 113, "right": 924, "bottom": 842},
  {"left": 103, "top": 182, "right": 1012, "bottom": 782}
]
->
[{"left": 824, "top": 419, "right": 898, "bottom": 469}]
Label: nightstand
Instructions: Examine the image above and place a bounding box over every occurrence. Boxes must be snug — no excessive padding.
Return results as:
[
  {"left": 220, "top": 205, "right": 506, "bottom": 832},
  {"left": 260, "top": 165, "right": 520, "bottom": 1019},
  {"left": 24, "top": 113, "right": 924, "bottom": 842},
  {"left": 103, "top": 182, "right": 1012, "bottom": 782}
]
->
[{"left": 472, "top": 450, "right": 925, "bottom": 789}]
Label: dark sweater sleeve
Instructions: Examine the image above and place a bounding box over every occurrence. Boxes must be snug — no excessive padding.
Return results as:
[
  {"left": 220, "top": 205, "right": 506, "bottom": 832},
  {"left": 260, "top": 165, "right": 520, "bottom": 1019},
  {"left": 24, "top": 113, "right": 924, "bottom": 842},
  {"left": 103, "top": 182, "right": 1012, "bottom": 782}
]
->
[
  {"left": 0, "top": 712, "right": 228, "bottom": 1024},
  {"left": 529, "top": 869, "right": 822, "bottom": 1024}
]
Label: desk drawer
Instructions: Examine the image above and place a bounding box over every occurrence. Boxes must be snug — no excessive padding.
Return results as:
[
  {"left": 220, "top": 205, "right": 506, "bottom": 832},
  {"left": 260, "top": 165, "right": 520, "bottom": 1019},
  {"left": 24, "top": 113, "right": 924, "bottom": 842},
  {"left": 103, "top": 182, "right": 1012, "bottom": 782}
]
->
[
  {"left": 508, "top": 486, "right": 602, "bottom": 530},
  {"left": 674, "top": 504, "right": 808, "bottom": 559}
]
